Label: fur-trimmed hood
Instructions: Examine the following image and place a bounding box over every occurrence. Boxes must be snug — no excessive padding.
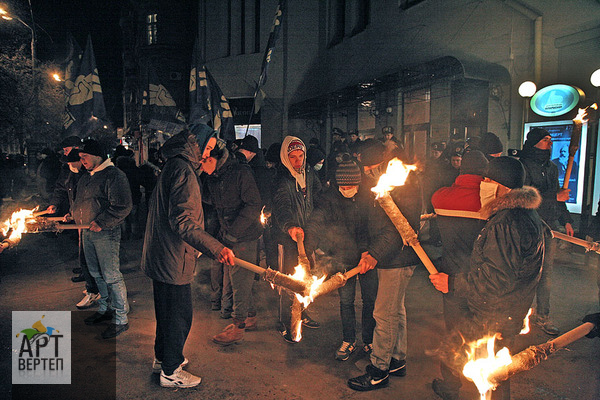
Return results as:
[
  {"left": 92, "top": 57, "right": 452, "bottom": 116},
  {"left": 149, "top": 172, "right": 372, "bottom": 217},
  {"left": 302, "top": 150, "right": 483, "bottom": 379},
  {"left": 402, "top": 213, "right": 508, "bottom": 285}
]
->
[{"left": 480, "top": 185, "right": 541, "bottom": 219}]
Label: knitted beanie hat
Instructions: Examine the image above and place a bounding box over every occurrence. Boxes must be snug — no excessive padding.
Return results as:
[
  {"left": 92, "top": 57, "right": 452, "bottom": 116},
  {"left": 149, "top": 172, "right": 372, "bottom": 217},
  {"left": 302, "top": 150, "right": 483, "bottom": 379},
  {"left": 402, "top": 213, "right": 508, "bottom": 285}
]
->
[
  {"left": 335, "top": 159, "right": 362, "bottom": 186},
  {"left": 480, "top": 132, "right": 504, "bottom": 155},
  {"left": 524, "top": 128, "right": 551, "bottom": 149},
  {"left": 460, "top": 150, "right": 488, "bottom": 176},
  {"left": 80, "top": 139, "right": 107, "bottom": 160},
  {"left": 287, "top": 138, "right": 305, "bottom": 154},
  {"left": 486, "top": 156, "right": 525, "bottom": 189}
]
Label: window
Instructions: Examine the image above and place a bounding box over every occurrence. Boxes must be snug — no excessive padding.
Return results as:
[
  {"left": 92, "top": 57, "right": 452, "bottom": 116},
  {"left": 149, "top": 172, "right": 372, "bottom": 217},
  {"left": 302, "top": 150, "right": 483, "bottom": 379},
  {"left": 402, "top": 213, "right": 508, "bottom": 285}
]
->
[
  {"left": 146, "top": 13, "right": 158, "bottom": 45},
  {"left": 399, "top": 0, "right": 425, "bottom": 10},
  {"left": 327, "top": 0, "right": 345, "bottom": 48}
]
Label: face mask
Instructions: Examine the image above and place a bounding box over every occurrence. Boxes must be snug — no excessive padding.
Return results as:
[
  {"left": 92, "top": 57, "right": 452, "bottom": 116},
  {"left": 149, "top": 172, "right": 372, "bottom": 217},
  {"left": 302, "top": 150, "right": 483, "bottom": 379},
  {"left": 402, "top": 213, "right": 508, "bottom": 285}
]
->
[
  {"left": 339, "top": 186, "right": 358, "bottom": 198},
  {"left": 68, "top": 164, "right": 80, "bottom": 173},
  {"left": 314, "top": 162, "right": 323, "bottom": 171},
  {"left": 480, "top": 180, "right": 499, "bottom": 207}
]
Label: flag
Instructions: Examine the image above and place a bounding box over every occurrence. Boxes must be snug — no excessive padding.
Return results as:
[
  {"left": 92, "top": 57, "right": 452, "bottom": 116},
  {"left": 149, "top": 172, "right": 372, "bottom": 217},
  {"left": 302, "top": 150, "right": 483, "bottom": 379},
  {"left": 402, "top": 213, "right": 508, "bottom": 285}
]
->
[
  {"left": 142, "top": 62, "right": 186, "bottom": 134},
  {"left": 63, "top": 33, "right": 82, "bottom": 107},
  {"left": 64, "top": 35, "right": 107, "bottom": 135},
  {"left": 251, "top": 0, "right": 285, "bottom": 114},
  {"left": 189, "top": 40, "right": 235, "bottom": 141}
]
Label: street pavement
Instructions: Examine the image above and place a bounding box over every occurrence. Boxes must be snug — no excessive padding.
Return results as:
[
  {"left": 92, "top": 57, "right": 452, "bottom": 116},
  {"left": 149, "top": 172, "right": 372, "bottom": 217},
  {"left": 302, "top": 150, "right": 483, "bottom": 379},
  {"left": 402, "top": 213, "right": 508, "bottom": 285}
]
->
[{"left": 1, "top": 203, "right": 599, "bottom": 399}]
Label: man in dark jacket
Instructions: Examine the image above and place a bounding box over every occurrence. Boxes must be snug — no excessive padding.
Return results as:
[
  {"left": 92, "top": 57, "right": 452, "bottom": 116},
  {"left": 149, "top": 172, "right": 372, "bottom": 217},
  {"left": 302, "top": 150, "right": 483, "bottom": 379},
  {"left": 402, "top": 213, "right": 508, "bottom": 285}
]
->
[
  {"left": 429, "top": 156, "right": 546, "bottom": 400},
  {"left": 305, "top": 158, "right": 376, "bottom": 361},
  {"left": 203, "top": 139, "right": 263, "bottom": 346},
  {"left": 520, "top": 128, "right": 573, "bottom": 336},
  {"left": 73, "top": 140, "right": 133, "bottom": 340},
  {"left": 348, "top": 143, "right": 422, "bottom": 391},
  {"left": 272, "top": 136, "right": 322, "bottom": 343},
  {"left": 48, "top": 148, "right": 100, "bottom": 309},
  {"left": 141, "top": 125, "right": 234, "bottom": 388},
  {"left": 430, "top": 150, "right": 489, "bottom": 397}
]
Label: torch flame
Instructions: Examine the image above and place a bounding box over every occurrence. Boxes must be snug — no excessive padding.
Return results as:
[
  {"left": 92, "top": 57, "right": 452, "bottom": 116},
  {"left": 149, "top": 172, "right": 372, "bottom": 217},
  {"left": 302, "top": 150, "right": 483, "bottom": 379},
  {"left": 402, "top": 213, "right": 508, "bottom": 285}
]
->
[
  {"left": 573, "top": 103, "right": 597, "bottom": 124},
  {"left": 462, "top": 335, "right": 513, "bottom": 399},
  {"left": 371, "top": 158, "right": 417, "bottom": 199},
  {"left": 519, "top": 308, "right": 533, "bottom": 335},
  {"left": 260, "top": 206, "right": 270, "bottom": 227},
  {"left": 1, "top": 206, "right": 39, "bottom": 243},
  {"left": 289, "top": 264, "right": 327, "bottom": 341}
]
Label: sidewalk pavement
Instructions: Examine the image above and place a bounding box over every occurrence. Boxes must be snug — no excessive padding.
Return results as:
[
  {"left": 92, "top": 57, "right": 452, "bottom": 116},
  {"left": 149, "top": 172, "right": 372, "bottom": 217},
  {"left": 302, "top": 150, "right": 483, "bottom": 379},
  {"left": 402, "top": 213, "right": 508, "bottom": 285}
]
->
[{"left": 0, "top": 230, "right": 599, "bottom": 399}]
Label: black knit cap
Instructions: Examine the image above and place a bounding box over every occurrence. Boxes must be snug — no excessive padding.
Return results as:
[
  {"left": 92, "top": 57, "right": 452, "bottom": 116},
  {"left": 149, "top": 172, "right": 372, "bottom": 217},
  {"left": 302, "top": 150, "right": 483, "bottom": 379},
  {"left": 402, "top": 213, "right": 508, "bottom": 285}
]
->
[
  {"left": 239, "top": 135, "right": 260, "bottom": 154},
  {"left": 80, "top": 139, "right": 107, "bottom": 160},
  {"left": 66, "top": 149, "right": 81, "bottom": 162},
  {"left": 524, "top": 128, "right": 551, "bottom": 149},
  {"left": 359, "top": 138, "right": 386, "bottom": 166},
  {"left": 486, "top": 156, "right": 525, "bottom": 189},
  {"left": 479, "top": 132, "right": 503, "bottom": 155},
  {"left": 335, "top": 157, "right": 362, "bottom": 186},
  {"left": 460, "top": 150, "right": 488, "bottom": 176},
  {"left": 306, "top": 147, "right": 325, "bottom": 167},
  {"left": 60, "top": 135, "right": 82, "bottom": 148},
  {"left": 265, "top": 142, "right": 281, "bottom": 163}
]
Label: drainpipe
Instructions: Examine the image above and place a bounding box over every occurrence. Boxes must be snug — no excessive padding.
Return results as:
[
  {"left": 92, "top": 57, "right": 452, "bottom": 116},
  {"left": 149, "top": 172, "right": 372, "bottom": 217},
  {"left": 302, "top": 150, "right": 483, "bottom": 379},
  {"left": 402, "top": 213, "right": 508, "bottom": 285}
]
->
[{"left": 534, "top": 16, "right": 542, "bottom": 84}]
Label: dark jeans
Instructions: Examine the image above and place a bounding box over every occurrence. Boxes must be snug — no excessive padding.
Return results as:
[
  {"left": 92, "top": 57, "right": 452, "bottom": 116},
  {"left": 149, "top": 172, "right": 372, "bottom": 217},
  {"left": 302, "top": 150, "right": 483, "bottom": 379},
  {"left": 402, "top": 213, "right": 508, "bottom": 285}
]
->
[
  {"left": 153, "top": 280, "right": 192, "bottom": 375},
  {"left": 211, "top": 260, "right": 233, "bottom": 313},
  {"left": 338, "top": 269, "right": 378, "bottom": 344},
  {"left": 79, "top": 229, "right": 98, "bottom": 295},
  {"left": 536, "top": 229, "right": 556, "bottom": 317}
]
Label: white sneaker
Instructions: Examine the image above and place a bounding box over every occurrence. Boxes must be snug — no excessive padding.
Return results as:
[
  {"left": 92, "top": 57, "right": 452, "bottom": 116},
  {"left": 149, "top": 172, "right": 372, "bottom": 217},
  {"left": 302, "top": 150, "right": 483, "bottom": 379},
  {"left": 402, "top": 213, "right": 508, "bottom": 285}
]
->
[
  {"left": 152, "top": 357, "right": 189, "bottom": 374},
  {"left": 160, "top": 365, "right": 201, "bottom": 388},
  {"left": 76, "top": 291, "right": 101, "bottom": 309}
]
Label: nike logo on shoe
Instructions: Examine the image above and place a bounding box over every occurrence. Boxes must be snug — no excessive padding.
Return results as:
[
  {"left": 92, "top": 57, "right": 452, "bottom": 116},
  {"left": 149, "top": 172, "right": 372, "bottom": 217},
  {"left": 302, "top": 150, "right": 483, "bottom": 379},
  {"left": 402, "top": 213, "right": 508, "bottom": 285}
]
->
[{"left": 370, "top": 377, "right": 386, "bottom": 385}]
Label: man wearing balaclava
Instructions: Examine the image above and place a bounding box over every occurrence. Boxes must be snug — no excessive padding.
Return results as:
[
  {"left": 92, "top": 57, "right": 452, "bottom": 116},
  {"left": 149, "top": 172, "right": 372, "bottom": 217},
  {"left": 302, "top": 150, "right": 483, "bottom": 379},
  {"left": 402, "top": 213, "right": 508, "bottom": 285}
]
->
[
  {"left": 141, "top": 124, "right": 235, "bottom": 389},
  {"left": 518, "top": 128, "right": 573, "bottom": 337},
  {"left": 272, "top": 136, "right": 322, "bottom": 343}
]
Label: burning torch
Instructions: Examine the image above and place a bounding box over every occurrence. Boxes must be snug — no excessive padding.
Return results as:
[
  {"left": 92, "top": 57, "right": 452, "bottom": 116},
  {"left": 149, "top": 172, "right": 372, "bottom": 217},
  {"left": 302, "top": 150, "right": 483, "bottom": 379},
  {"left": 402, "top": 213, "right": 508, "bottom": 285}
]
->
[
  {"left": 563, "top": 104, "right": 597, "bottom": 189},
  {"left": 371, "top": 158, "right": 439, "bottom": 275}
]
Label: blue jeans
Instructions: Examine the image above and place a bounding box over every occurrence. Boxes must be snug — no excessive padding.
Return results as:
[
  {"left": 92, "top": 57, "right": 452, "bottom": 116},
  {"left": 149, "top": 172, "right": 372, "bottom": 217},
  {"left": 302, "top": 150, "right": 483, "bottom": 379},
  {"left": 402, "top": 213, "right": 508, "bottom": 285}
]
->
[
  {"left": 370, "top": 266, "right": 416, "bottom": 371},
  {"left": 82, "top": 227, "right": 129, "bottom": 325},
  {"left": 338, "top": 269, "right": 378, "bottom": 344}
]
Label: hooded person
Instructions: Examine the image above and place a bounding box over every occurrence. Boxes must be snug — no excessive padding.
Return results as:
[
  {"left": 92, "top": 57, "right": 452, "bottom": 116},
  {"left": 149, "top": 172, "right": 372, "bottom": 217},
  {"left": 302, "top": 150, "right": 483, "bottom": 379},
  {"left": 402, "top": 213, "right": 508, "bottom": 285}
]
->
[
  {"left": 200, "top": 138, "right": 263, "bottom": 346},
  {"left": 429, "top": 156, "right": 546, "bottom": 400},
  {"left": 272, "top": 135, "right": 323, "bottom": 343},
  {"left": 141, "top": 125, "right": 235, "bottom": 388},
  {"left": 518, "top": 127, "right": 573, "bottom": 336}
]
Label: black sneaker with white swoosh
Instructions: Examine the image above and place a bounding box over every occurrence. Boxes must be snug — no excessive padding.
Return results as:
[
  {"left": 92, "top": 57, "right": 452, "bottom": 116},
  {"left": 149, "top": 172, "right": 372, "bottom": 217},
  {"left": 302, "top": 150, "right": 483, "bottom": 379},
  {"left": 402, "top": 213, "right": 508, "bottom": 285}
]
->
[{"left": 347, "top": 364, "right": 389, "bottom": 391}]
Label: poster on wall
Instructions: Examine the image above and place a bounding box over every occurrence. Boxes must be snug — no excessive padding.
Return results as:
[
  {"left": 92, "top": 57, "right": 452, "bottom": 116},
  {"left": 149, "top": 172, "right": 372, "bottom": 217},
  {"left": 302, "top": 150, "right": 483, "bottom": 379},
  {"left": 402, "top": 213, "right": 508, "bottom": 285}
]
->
[{"left": 523, "top": 120, "right": 587, "bottom": 214}]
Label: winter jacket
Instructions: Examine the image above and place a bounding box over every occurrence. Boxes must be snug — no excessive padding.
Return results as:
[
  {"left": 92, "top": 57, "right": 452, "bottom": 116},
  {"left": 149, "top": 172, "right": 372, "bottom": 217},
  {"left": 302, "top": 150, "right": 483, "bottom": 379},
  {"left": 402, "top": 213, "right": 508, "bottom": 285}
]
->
[
  {"left": 432, "top": 174, "right": 487, "bottom": 276},
  {"left": 141, "top": 132, "right": 225, "bottom": 285},
  {"left": 72, "top": 162, "right": 132, "bottom": 230},
  {"left": 204, "top": 150, "right": 263, "bottom": 245},
  {"left": 365, "top": 170, "right": 422, "bottom": 269},
  {"left": 272, "top": 164, "right": 322, "bottom": 241},
  {"left": 450, "top": 186, "right": 546, "bottom": 337},
  {"left": 519, "top": 149, "right": 572, "bottom": 227},
  {"left": 304, "top": 186, "right": 368, "bottom": 271}
]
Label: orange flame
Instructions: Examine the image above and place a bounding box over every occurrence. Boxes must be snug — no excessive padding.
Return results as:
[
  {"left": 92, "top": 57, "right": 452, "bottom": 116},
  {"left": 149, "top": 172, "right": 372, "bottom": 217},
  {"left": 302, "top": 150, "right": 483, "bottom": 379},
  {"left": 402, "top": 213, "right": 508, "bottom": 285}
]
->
[
  {"left": 371, "top": 158, "right": 417, "bottom": 198},
  {"left": 519, "top": 308, "right": 533, "bottom": 335},
  {"left": 1, "top": 206, "right": 39, "bottom": 244},
  {"left": 462, "top": 335, "right": 512, "bottom": 399},
  {"left": 573, "top": 103, "right": 597, "bottom": 124},
  {"left": 289, "top": 264, "right": 327, "bottom": 342},
  {"left": 260, "top": 207, "right": 268, "bottom": 226}
]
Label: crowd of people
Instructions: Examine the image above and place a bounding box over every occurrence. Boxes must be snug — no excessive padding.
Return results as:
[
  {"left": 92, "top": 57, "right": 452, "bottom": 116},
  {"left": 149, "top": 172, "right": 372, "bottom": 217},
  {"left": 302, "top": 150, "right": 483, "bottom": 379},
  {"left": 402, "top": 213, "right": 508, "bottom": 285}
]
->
[{"left": 4, "top": 123, "right": 598, "bottom": 396}]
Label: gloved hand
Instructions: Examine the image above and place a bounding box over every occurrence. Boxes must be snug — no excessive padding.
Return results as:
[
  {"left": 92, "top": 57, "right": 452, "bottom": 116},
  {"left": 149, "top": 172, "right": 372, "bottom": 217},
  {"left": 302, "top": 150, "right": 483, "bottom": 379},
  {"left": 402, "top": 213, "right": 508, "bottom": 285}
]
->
[{"left": 582, "top": 313, "right": 600, "bottom": 338}]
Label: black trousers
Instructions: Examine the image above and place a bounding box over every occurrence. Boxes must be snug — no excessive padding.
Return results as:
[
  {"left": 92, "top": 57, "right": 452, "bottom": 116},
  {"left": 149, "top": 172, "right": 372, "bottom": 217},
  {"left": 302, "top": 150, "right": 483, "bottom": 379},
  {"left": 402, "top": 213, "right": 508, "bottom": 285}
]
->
[{"left": 153, "top": 280, "right": 192, "bottom": 375}]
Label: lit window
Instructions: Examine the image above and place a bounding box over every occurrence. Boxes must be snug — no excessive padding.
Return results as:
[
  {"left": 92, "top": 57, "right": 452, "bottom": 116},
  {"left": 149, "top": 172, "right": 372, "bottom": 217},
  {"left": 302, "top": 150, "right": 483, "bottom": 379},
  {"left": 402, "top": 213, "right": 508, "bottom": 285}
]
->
[{"left": 147, "top": 13, "right": 158, "bottom": 45}]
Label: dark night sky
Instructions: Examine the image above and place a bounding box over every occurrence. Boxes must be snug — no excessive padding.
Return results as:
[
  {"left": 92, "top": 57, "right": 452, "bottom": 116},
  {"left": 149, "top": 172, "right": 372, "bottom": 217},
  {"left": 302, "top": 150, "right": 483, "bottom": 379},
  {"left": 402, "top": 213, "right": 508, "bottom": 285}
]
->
[{"left": 27, "top": 0, "right": 124, "bottom": 126}]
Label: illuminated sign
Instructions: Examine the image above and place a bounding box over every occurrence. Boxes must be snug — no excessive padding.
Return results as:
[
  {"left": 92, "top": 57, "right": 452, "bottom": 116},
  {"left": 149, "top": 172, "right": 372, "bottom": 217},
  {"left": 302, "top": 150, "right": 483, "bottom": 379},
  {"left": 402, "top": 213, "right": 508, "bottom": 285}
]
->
[{"left": 530, "top": 84, "right": 583, "bottom": 117}]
